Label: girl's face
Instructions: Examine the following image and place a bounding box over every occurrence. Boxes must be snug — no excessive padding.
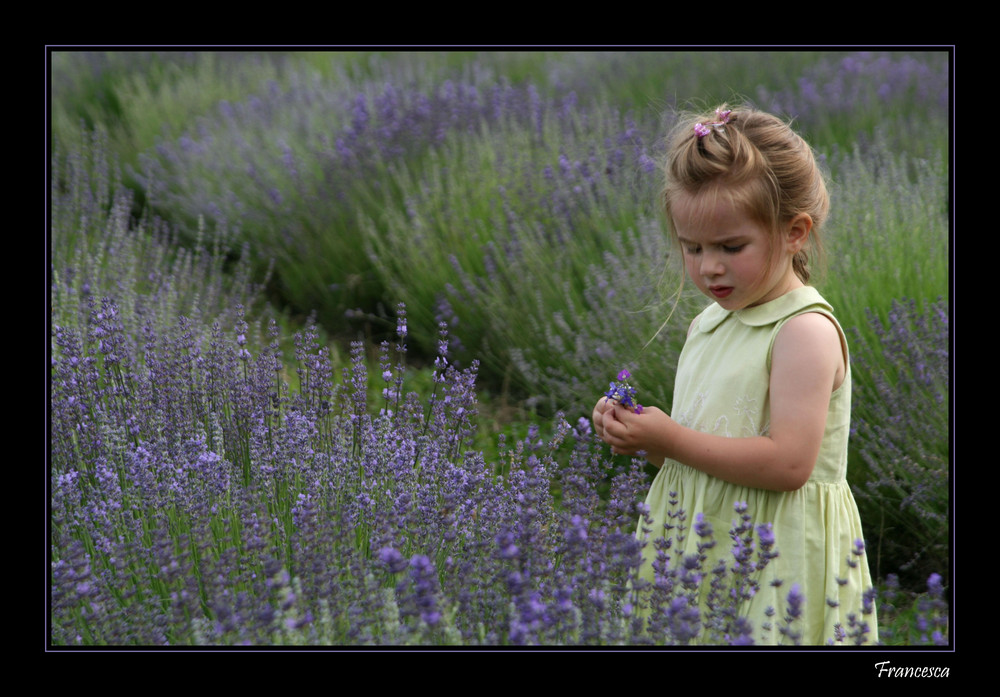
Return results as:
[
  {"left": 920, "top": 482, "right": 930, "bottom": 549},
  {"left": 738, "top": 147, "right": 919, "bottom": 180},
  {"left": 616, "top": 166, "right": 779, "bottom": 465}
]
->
[{"left": 672, "top": 190, "right": 804, "bottom": 311}]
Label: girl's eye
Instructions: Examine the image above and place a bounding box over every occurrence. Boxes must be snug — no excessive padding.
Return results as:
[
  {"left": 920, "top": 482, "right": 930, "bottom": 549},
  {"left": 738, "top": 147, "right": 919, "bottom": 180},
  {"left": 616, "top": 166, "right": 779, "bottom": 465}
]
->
[{"left": 683, "top": 243, "right": 743, "bottom": 254}]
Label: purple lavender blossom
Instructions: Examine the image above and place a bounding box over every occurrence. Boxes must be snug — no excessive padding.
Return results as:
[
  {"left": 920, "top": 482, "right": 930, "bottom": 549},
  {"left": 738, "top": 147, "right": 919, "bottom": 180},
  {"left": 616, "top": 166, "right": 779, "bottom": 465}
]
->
[
  {"left": 377, "top": 547, "right": 408, "bottom": 574},
  {"left": 604, "top": 368, "right": 643, "bottom": 413}
]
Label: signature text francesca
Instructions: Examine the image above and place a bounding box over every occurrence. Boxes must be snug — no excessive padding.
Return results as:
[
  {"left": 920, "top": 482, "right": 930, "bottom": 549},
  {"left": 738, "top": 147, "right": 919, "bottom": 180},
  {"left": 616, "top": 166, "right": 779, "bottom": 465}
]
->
[{"left": 875, "top": 662, "right": 949, "bottom": 678}]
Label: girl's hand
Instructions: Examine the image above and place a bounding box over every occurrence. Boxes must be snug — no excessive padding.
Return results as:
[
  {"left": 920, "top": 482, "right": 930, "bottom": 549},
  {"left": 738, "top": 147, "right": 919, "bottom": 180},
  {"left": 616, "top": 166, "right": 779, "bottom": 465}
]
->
[
  {"left": 592, "top": 397, "right": 614, "bottom": 440},
  {"left": 600, "top": 402, "right": 671, "bottom": 465}
]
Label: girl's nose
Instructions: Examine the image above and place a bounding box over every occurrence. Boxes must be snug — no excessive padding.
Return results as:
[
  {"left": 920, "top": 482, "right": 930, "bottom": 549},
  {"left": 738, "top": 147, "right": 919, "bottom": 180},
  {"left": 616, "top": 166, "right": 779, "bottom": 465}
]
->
[{"left": 700, "top": 252, "right": 724, "bottom": 277}]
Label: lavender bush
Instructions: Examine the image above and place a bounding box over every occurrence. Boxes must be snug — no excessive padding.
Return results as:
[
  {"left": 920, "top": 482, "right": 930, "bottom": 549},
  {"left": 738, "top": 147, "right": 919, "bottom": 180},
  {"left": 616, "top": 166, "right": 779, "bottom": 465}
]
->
[
  {"left": 849, "top": 298, "right": 949, "bottom": 584},
  {"left": 51, "top": 129, "right": 272, "bottom": 358},
  {"left": 133, "top": 64, "right": 621, "bottom": 331},
  {"left": 754, "top": 50, "right": 949, "bottom": 157},
  {"left": 819, "top": 132, "right": 948, "bottom": 342},
  {"left": 876, "top": 572, "right": 949, "bottom": 646},
  {"left": 50, "top": 51, "right": 300, "bottom": 200}
]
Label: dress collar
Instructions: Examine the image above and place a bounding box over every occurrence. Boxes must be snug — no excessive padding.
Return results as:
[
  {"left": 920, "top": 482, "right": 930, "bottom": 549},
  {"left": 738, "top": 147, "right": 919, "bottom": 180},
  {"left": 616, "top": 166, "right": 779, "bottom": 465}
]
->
[{"left": 695, "top": 286, "right": 831, "bottom": 333}]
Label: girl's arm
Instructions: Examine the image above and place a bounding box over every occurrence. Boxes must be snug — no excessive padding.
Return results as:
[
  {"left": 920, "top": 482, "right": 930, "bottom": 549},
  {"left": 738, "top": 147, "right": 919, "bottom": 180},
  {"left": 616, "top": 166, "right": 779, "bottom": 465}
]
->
[{"left": 600, "top": 312, "right": 845, "bottom": 492}]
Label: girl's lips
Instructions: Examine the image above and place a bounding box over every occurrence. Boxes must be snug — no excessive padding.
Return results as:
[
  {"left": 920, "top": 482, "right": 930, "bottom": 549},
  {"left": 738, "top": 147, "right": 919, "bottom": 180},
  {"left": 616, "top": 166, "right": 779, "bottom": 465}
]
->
[{"left": 710, "top": 286, "right": 733, "bottom": 299}]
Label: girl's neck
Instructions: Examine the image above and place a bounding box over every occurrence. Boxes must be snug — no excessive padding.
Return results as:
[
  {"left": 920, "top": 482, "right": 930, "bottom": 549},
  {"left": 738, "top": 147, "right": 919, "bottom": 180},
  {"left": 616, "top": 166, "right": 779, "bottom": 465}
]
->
[{"left": 748, "top": 272, "right": 805, "bottom": 308}]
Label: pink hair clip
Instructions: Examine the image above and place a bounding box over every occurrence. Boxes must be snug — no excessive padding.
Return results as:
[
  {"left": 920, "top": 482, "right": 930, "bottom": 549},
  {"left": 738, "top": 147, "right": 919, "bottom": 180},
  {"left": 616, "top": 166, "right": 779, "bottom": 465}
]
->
[{"left": 694, "top": 109, "right": 734, "bottom": 139}]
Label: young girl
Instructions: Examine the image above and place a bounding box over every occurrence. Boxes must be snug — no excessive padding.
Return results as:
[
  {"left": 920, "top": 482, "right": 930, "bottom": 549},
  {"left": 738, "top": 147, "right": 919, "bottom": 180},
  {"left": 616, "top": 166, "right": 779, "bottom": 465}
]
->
[{"left": 593, "top": 104, "right": 876, "bottom": 644}]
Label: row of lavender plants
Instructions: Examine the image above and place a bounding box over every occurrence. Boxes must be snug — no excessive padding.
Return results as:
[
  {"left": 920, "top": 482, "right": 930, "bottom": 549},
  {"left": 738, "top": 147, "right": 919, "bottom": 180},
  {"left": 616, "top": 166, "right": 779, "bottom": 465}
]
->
[
  {"left": 50, "top": 133, "right": 948, "bottom": 646},
  {"left": 121, "top": 50, "right": 948, "bottom": 390}
]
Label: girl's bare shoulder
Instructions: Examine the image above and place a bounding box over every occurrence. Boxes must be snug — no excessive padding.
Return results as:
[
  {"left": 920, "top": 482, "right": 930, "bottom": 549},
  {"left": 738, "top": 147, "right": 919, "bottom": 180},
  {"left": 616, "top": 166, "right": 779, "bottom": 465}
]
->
[{"left": 774, "top": 311, "right": 846, "bottom": 388}]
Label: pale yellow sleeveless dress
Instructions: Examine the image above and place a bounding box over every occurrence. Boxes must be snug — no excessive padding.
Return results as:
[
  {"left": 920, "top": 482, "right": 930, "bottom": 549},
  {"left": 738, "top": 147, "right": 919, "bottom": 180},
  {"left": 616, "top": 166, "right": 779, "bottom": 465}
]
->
[{"left": 638, "top": 286, "right": 877, "bottom": 645}]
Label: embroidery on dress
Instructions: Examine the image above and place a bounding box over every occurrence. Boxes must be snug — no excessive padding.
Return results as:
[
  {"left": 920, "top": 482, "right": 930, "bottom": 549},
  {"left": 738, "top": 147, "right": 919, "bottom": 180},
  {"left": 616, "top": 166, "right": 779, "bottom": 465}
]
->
[
  {"left": 675, "top": 392, "right": 769, "bottom": 438},
  {"left": 733, "top": 395, "right": 767, "bottom": 437},
  {"left": 672, "top": 392, "right": 707, "bottom": 432}
]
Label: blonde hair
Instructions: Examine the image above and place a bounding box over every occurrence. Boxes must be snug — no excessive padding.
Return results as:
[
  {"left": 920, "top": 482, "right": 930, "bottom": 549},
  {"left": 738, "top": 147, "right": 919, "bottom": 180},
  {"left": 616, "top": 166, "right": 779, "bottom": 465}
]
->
[{"left": 661, "top": 103, "right": 830, "bottom": 283}]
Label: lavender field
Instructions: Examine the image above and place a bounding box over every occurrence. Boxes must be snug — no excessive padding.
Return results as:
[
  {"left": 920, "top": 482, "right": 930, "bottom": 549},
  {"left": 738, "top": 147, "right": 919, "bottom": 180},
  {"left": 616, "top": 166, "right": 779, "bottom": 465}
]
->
[{"left": 48, "top": 50, "right": 951, "bottom": 646}]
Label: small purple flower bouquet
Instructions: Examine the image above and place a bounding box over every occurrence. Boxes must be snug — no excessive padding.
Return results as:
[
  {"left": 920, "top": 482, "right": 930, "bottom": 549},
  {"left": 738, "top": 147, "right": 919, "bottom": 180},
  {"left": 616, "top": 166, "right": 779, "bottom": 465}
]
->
[{"left": 604, "top": 369, "right": 643, "bottom": 413}]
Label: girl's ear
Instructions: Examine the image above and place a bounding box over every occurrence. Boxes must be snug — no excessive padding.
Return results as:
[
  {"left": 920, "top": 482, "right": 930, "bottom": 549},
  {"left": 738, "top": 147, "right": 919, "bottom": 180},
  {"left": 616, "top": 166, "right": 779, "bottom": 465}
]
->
[{"left": 785, "top": 213, "right": 812, "bottom": 253}]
